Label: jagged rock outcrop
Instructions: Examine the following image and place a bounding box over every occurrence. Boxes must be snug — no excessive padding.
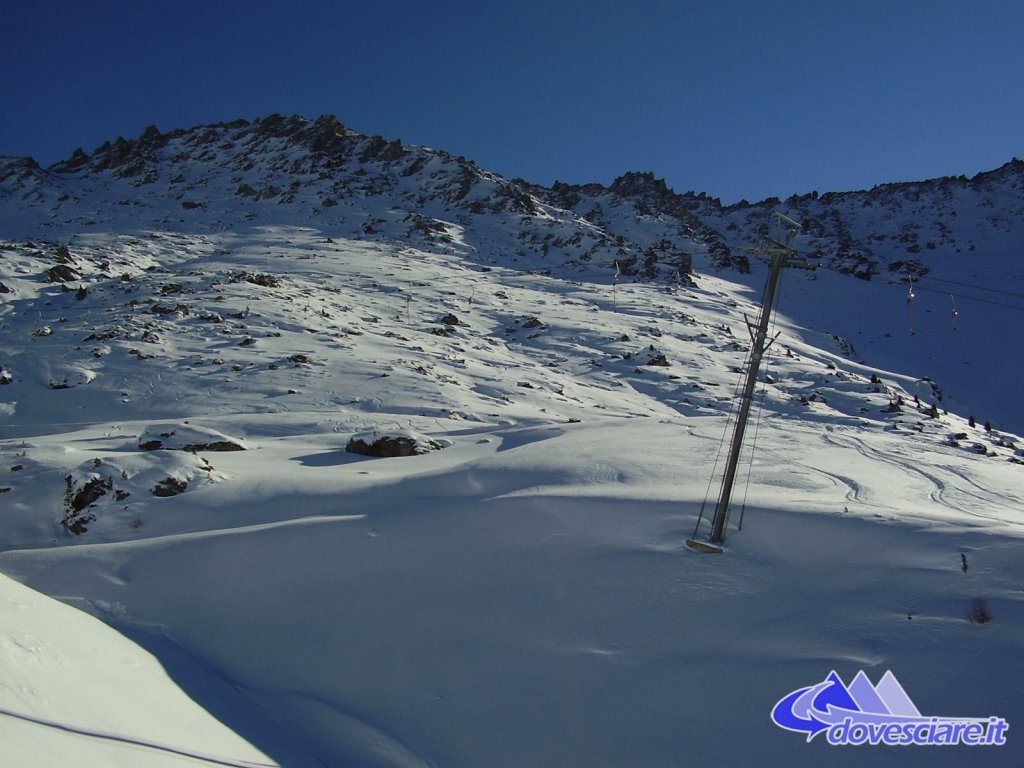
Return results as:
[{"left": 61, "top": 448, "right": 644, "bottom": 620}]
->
[{"left": 1, "top": 115, "right": 1021, "bottom": 284}]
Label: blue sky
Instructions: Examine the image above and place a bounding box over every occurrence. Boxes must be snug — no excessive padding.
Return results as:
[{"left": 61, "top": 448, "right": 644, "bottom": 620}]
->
[{"left": 3, "top": 0, "right": 1021, "bottom": 203}]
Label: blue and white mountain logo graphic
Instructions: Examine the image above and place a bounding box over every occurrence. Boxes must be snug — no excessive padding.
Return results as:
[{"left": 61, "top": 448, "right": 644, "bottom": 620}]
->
[{"left": 771, "top": 670, "right": 1008, "bottom": 746}]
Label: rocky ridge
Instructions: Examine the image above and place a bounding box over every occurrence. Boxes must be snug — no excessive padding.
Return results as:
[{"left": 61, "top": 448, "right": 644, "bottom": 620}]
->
[{"left": 3, "top": 114, "right": 1021, "bottom": 284}]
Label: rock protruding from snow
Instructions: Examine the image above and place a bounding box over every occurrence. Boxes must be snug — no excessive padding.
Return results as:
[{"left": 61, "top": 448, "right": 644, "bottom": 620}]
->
[
  {"left": 137, "top": 423, "right": 246, "bottom": 453},
  {"left": 60, "top": 451, "right": 223, "bottom": 534},
  {"left": 346, "top": 429, "right": 444, "bottom": 457}
]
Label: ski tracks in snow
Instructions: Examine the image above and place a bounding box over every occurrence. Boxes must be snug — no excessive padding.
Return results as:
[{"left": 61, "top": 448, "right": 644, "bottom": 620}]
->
[{"left": 820, "top": 430, "right": 1022, "bottom": 529}]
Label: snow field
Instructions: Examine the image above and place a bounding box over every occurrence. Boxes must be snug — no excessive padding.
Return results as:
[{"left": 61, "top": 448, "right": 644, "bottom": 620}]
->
[{"left": 2, "top": 415, "right": 1022, "bottom": 767}]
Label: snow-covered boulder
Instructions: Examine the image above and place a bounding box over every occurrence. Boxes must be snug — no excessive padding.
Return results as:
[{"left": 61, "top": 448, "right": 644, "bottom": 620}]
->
[
  {"left": 346, "top": 428, "right": 445, "bottom": 457},
  {"left": 137, "top": 423, "right": 246, "bottom": 452},
  {"left": 62, "top": 451, "right": 223, "bottom": 535}
]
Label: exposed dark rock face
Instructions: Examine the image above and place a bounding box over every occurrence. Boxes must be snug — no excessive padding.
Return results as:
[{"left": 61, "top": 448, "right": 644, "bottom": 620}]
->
[
  {"left": 1, "top": 114, "right": 1020, "bottom": 286},
  {"left": 346, "top": 433, "right": 443, "bottom": 457}
]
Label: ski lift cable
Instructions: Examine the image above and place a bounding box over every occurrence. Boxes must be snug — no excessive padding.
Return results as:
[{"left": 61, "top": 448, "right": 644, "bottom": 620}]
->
[
  {"left": 885, "top": 281, "right": 1024, "bottom": 312},
  {"left": 917, "top": 274, "right": 1024, "bottom": 300}
]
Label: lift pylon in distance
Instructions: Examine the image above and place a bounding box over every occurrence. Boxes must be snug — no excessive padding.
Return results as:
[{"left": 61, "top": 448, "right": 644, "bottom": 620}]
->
[{"left": 686, "top": 213, "right": 816, "bottom": 554}]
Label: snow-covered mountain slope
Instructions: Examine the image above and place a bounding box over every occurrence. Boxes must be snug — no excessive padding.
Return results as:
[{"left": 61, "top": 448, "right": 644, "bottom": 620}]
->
[
  {"left": 1, "top": 115, "right": 1023, "bottom": 767},
  {"left": 0, "top": 571, "right": 275, "bottom": 767},
  {"left": 535, "top": 164, "right": 1024, "bottom": 433},
  {"left": 2, "top": 114, "right": 1021, "bottom": 431},
  {"left": 5, "top": 115, "right": 1021, "bottom": 284}
]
